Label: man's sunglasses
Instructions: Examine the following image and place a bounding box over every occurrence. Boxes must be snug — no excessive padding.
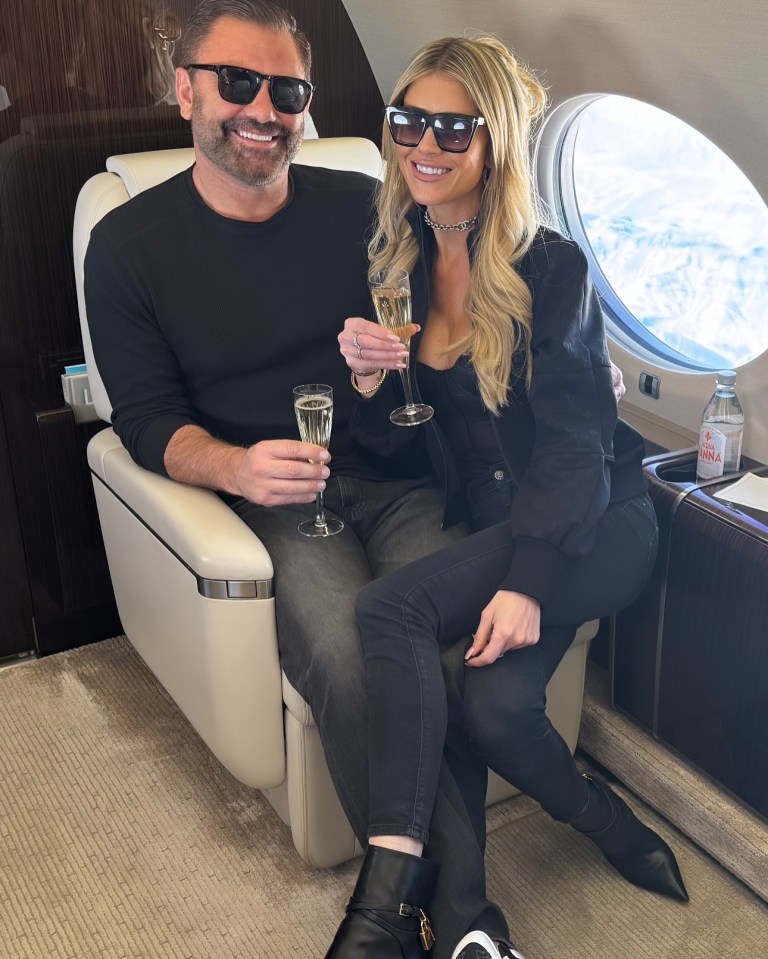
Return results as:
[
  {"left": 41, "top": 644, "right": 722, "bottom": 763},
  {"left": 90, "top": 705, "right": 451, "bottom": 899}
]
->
[
  {"left": 185, "top": 64, "right": 315, "bottom": 114},
  {"left": 385, "top": 106, "right": 487, "bottom": 153}
]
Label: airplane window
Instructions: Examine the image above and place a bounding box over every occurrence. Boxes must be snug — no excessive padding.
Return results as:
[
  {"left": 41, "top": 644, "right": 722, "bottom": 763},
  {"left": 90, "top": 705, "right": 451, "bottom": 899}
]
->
[{"left": 537, "top": 95, "right": 768, "bottom": 370}]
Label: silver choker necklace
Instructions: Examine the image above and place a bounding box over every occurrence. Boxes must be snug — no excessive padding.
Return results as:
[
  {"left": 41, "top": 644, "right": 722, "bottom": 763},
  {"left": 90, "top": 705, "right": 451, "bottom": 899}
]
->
[{"left": 424, "top": 209, "right": 479, "bottom": 232}]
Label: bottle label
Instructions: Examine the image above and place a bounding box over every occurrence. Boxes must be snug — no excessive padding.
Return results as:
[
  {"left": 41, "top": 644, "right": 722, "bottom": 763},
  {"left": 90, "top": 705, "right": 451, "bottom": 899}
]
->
[{"left": 696, "top": 425, "right": 728, "bottom": 479}]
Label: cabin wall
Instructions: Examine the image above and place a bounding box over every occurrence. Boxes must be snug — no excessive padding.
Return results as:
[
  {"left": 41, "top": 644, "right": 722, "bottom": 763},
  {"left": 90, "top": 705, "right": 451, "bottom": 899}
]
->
[
  {"left": 344, "top": 0, "right": 768, "bottom": 201},
  {"left": 343, "top": 0, "right": 768, "bottom": 463}
]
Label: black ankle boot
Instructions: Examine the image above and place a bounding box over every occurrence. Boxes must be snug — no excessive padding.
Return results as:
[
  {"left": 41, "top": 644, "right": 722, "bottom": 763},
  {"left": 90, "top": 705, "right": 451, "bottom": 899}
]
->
[
  {"left": 572, "top": 775, "right": 688, "bottom": 902},
  {"left": 325, "top": 845, "right": 439, "bottom": 958}
]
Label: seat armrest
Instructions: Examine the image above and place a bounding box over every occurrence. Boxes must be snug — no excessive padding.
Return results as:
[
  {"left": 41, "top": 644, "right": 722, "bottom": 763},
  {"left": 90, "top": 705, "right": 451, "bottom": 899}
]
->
[{"left": 88, "top": 428, "right": 273, "bottom": 582}]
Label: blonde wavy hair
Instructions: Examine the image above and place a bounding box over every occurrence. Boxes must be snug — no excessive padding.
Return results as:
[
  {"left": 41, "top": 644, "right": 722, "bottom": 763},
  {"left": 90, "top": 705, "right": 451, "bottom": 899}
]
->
[{"left": 369, "top": 36, "right": 548, "bottom": 410}]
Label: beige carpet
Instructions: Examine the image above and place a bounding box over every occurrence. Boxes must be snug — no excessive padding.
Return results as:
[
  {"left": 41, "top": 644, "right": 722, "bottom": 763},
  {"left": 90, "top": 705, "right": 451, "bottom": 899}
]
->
[{"left": 1, "top": 637, "right": 766, "bottom": 959}]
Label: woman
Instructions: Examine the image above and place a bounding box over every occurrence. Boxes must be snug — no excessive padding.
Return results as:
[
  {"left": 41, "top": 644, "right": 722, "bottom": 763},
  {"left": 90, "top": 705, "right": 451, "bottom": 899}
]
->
[{"left": 328, "top": 36, "right": 687, "bottom": 959}]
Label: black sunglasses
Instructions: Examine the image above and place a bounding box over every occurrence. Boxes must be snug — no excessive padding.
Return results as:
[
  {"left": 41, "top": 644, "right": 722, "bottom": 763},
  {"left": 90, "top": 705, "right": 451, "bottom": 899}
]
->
[
  {"left": 185, "top": 64, "right": 315, "bottom": 114},
  {"left": 385, "top": 106, "right": 487, "bottom": 153}
]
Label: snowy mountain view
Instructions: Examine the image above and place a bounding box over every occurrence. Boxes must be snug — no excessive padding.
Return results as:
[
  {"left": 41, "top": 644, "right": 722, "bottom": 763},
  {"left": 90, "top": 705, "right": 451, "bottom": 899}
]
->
[{"left": 569, "top": 96, "right": 768, "bottom": 369}]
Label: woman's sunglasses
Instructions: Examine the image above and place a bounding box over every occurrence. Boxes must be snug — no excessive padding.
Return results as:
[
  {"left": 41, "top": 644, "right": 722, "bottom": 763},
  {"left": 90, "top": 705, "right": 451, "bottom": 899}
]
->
[
  {"left": 185, "top": 64, "right": 315, "bottom": 114},
  {"left": 385, "top": 106, "right": 487, "bottom": 154}
]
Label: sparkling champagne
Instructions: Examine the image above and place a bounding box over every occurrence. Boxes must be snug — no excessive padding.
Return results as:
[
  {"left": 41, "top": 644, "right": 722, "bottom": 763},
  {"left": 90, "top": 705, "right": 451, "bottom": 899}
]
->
[
  {"left": 372, "top": 287, "right": 413, "bottom": 347},
  {"left": 368, "top": 269, "right": 432, "bottom": 427},
  {"left": 294, "top": 395, "right": 333, "bottom": 449}
]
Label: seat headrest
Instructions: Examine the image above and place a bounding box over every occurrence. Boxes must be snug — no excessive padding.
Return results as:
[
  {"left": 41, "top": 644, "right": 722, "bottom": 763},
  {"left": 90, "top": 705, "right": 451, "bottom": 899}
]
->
[
  {"left": 105, "top": 135, "right": 383, "bottom": 199},
  {"left": 293, "top": 136, "right": 382, "bottom": 180},
  {"left": 106, "top": 147, "right": 195, "bottom": 197}
]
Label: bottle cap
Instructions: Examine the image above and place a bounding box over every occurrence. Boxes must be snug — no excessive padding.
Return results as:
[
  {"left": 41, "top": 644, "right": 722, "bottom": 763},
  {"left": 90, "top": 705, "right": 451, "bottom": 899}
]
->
[{"left": 716, "top": 370, "right": 736, "bottom": 385}]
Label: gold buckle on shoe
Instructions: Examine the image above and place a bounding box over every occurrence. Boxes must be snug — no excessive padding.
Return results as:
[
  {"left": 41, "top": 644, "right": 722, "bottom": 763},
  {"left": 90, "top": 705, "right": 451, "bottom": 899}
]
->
[
  {"left": 419, "top": 910, "right": 436, "bottom": 951},
  {"left": 398, "top": 904, "right": 436, "bottom": 951}
]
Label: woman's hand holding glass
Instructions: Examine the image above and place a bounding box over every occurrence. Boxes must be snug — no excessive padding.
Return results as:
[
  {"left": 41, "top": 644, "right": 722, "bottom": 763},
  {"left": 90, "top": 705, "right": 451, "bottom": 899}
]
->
[
  {"left": 339, "top": 316, "right": 413, "bottom": 379},
  {"left": 340, "top": 269, "right": 434, "bottom": 425}
]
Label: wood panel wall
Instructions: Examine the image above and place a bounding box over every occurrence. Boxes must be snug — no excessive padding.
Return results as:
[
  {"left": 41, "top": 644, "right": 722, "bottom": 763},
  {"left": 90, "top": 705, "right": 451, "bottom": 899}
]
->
[{"left": 282, "top": 0, "right": 383, "bottom": 143}]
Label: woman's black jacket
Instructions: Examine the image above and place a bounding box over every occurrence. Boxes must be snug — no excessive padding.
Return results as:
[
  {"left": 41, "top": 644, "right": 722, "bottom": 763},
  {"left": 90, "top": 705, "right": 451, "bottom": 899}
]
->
[{"left": 350, "top": 210, "right": 647, "bottom": 604}]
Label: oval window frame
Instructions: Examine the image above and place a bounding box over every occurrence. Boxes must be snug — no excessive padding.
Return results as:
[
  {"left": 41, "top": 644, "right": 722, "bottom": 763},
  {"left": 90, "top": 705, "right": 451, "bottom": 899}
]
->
[{"left": 535, "top": 93, "right": 768, "bottom": 373}]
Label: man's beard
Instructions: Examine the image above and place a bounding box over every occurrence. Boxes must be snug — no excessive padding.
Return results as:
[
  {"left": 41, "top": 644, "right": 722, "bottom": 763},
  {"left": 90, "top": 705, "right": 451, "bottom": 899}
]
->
[{"left": 192, "top": 109, "right": 304, "bottom": 187}]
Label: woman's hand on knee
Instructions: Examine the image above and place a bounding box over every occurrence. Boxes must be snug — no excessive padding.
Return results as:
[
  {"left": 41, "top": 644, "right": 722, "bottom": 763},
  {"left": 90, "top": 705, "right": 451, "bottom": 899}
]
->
[{"left": 465, "top": 590, "right": 541, "bottom": 667}]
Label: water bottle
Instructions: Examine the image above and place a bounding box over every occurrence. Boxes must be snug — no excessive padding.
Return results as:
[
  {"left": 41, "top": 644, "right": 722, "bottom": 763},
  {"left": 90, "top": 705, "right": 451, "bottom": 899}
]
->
[{"left": 696, "top": 370, "right": 744, "bottom": 481}]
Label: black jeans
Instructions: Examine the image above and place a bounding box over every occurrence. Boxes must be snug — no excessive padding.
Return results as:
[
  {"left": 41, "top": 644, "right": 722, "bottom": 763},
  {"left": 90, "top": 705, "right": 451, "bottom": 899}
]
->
[
  {"left": 234, "top": 474, "right": 508, "bottom": 955},
  {"left": 356, "top": 492, "right": 658, "bottom": 843}
]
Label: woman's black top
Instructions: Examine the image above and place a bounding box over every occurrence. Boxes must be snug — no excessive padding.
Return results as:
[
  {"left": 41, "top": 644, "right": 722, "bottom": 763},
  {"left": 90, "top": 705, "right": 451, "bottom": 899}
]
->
[{"left": 417, "top": 357, "right": 515, "bottom": 532}]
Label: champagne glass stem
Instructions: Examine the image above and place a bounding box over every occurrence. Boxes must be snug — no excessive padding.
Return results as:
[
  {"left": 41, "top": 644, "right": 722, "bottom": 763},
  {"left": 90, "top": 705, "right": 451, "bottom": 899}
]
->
[
  {"left": 314, "top": 491, "right": 328, "bottom": 529},
  {"left": 398, "top": 362, "right": 418, "bottom": 411}
]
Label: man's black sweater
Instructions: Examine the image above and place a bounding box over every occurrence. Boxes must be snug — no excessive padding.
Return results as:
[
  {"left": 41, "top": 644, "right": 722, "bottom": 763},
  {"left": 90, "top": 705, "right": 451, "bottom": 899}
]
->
[{"left": 85, "top": 163, "right": 393, "bottom": 481}]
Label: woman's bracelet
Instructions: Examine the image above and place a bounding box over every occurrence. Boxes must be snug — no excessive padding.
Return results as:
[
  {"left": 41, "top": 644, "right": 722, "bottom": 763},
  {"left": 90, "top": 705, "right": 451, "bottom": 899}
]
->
[{"left": 350, "top": 368, "right": 388, "bottom": 395}]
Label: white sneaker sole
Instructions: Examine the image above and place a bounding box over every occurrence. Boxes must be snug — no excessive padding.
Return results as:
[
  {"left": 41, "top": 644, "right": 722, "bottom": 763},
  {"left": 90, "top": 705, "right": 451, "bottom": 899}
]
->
[
  {"left": 450, "top": 930, "right": 527, "bottom": 959},
  {"left": 451, "top": 931, "right": 501, "bottom": 959}
]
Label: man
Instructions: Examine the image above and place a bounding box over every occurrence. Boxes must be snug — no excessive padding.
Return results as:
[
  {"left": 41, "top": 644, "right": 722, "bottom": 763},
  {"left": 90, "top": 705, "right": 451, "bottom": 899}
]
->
[{"left": 85, "top": 1, "right": 512, "bottom": 956}]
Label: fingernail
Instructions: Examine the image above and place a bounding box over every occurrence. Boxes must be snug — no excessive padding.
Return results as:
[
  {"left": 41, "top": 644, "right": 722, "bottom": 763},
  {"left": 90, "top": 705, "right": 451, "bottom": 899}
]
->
[
  {"left": 318, "top": 481, "right": 326, "bottom": 491},
  {"left": 321, "top": 467, "right": 330, "bottom": 478}
]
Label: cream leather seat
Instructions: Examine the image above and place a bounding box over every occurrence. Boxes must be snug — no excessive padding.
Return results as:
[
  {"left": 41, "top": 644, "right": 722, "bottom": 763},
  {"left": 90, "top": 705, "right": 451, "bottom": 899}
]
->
[{"left": 73, "top": 137, "right": 597, "bottom": 868}]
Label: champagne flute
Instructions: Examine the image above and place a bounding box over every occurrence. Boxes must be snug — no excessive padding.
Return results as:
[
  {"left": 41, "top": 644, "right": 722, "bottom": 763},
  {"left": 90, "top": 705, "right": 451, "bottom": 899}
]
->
[
  {"left": 293, "top": 384, "right": 344, "bottom": 537},
  {"left": 369, "top": 269, "right": 434, "bottom": 426}
]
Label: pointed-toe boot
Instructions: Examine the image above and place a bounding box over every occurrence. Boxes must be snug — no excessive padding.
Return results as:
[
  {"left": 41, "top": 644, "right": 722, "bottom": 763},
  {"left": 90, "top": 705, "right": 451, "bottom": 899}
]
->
[
  {"left": 325, "top": 845, "right": 439, "bottom": 958},
  {"left": 573, "top": 775, "right": 689, "bottom": 902}
]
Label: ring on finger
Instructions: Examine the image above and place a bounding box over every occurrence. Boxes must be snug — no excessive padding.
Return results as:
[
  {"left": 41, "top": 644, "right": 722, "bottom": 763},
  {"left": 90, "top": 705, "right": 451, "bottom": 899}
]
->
[{"left": 352, "top": 330, "right": 363, "bottom": 360}]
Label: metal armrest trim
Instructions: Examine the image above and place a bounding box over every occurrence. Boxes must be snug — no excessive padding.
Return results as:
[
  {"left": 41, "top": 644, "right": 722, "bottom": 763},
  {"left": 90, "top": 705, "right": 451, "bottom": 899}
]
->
[{"left": 198, "top": 577, "right": 274, "bottom": 600}]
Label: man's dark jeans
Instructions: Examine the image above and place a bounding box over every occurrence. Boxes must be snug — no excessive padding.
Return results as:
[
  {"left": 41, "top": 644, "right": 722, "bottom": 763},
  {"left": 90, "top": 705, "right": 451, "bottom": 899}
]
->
[{"left": 234, "top": 474, "right": 509, "bottom": 955}]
